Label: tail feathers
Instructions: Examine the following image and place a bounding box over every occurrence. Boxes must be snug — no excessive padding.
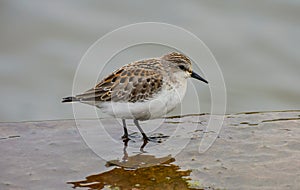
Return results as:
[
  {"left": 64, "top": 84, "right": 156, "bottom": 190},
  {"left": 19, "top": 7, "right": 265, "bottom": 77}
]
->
[{"left": 62, "top": 96, "right": 79, "bottom": 103}]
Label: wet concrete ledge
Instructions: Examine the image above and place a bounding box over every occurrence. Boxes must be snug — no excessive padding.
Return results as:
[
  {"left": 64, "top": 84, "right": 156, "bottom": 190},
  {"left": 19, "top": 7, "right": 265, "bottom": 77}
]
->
[{"left": 1, "top": 110, "right": 300, "bottom": 190}]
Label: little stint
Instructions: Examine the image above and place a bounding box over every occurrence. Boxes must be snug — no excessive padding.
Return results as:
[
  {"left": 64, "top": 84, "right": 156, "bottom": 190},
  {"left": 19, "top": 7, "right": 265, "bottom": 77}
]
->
[{"left": 62, "top": 52, "right": 208, "bottom": 142}]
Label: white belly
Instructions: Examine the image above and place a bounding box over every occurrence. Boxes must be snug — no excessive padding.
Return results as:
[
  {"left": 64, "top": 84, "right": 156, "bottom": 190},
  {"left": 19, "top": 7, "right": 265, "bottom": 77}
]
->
[{"left": 98, "top": 78, "right": 187, "bottom": 120}]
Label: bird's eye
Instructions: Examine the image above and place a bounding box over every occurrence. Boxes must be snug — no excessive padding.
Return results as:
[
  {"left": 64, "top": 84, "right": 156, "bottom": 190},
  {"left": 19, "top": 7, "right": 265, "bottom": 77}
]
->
[{"left": 179, "top": 65, "right": 186, "bottom": 70}]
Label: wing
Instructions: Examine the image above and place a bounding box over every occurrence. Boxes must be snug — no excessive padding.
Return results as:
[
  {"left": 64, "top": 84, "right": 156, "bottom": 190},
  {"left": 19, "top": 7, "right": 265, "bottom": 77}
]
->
[{"left": 75, "top": 64, "right": 163, "bottom": 103}]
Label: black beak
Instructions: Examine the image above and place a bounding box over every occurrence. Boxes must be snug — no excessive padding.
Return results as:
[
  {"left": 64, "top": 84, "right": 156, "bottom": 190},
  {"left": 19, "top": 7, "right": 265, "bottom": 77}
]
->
[{"left": 191, "top": 71, "right": 208, "bottom": 84}]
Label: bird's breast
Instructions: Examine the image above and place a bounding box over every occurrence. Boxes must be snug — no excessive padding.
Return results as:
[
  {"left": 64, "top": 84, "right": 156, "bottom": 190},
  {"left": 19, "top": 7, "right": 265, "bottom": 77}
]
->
[{"left": 160, "top": 75, "right": 188, "bottom": 114}]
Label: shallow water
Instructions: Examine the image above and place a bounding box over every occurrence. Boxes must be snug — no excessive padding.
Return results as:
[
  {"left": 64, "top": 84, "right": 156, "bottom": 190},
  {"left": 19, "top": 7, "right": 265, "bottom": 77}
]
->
[
  {"left": 1, "top": 1, "right": 300, "bottom": 122},
  {"left": 1, "top": 111, "right": 300, "bottom": 189}
]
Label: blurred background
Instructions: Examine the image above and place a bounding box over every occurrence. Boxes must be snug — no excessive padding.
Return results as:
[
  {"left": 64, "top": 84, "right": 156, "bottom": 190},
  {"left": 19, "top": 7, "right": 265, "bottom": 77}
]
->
[{"left": 0, "top": 0, "right": 299, "bottom": 122}]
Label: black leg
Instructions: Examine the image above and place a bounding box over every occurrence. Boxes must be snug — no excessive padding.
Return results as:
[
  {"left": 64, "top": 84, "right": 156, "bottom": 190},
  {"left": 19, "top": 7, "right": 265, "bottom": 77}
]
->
[
  {"left": 140, "top": 139, "right": 149, "bottom": 153},
  {"left": 133, "top": 119, "right": 149, "bottom": 141},
  {"left": 121, "top": 119, "right": 129, "bottom": 141}
]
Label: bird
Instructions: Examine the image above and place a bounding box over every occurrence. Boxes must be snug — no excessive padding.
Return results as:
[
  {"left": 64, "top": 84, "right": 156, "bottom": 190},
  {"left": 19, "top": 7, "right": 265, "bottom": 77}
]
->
[{"left": 62, "top": 52, "right": 208, "bottom": 142}]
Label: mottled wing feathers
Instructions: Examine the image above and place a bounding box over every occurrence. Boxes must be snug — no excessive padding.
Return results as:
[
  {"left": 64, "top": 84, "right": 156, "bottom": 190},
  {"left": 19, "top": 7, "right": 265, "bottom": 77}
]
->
[{"left": 75, "top": 60, "right": 163, "bottom": 103}]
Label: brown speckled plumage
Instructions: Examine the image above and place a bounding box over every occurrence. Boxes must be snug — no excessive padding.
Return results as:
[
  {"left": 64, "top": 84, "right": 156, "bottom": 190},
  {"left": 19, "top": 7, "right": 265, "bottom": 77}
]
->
[{"left": 75, "top": 59, "right": 164, "bottom": 103}]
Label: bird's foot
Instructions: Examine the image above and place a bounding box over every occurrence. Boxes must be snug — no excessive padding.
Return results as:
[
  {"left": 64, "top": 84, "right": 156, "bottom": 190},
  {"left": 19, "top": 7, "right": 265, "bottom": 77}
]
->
[
  {"left": 140, "top": 138, "right": 149, "bottom": 153},
  {"left": 122, "top": 132, "right": 141, "bottom": 142},
  {"left": 121, "top": 135, "right": 131, "bottom": 142},
  {"left": 147, "top": 133, "right": 170, "bottom": 143}
]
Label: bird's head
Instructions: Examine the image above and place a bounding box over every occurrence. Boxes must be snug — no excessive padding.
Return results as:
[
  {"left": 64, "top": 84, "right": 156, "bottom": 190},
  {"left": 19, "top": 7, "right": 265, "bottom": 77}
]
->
[{"left": 161, "top": 52, "right": 208, "bottom": 84}]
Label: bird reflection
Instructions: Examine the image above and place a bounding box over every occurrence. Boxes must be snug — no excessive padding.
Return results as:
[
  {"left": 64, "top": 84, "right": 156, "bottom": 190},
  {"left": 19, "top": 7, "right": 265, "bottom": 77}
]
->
[
  {"left": 67, "top": 140, "right": 199, "bottom": 189},
  {"left": 123, "top": 137, "right": 149, "bottom": 154}
]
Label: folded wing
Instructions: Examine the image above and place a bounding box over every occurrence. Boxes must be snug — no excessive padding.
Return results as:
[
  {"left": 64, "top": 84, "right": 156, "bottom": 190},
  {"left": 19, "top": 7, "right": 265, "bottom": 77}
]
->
[{"left": 75, "top": 66, "right": 163, "bottom": 103}]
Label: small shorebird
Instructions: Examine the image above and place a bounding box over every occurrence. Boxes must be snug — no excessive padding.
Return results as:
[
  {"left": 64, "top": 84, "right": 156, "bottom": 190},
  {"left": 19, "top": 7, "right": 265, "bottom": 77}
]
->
[{"left": 62, "top": 52, "right": 208, "bottom": 142}]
